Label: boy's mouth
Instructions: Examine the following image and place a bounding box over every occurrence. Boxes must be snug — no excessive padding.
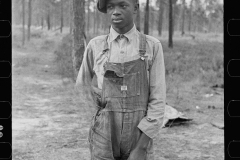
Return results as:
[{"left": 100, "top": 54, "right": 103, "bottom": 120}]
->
[{"left": 112, "top": 19, "right": 123, "bottom": 23}]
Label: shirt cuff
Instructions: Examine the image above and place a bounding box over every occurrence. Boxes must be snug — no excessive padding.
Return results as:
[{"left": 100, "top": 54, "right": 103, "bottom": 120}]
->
[{"left": 137, "top": 116, "right": 163, "bottom": 139}]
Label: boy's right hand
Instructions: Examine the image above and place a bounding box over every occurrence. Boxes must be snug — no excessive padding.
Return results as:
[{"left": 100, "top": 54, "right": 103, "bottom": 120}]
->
[
  {"left": 91, "top": 86, "right": 102, "bottom": 107},
  {"left": 127, "top": 147, "right": 147, "bottom": 160}
]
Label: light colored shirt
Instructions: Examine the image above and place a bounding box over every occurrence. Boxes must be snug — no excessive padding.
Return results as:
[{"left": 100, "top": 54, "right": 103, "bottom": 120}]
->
[{"left": 75, "top": 24, "right": 166, "bottom": 139}]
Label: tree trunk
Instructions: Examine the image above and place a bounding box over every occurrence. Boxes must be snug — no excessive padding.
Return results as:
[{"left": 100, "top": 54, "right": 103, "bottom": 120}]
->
[
  {"left": 144, "top": 0, "right": 149, "bottom": 35},
  {"left": 168, "top": 0, "right": 173, "bottom": 48},
  {"left": 193, "top": 20, "right": 197, "bottom": 32},
  {"left": 181, "top": 0, "right": 186, "bottom": 36},
  {"left": 69, "top": 0, "right": 73, "bottom": 34},
  {"left": 188, "top": 0, "right": 194, "bottom": 33},
  {"left": 93, "top": 4, "right": 96, "bottom": 35},
  {"left": 151, "top": 9, "right": 154, "bottom": 34},
  {"left": 37, "top": 15, "right": 39, "bottom": 27},
  {"left": 22, "top": 0, "right": 25, "bottom": 46},
  {"left": 96, "top": 10, "right": 99, "bottom": 35},
  {"left": 164, "top": 2, "right": 169, "bottom": 32},
  {"left": 172, "top": 3, "right": 176, "bottom": 35},
  {"left": 194, "top": 15, "right": 198, "bottom": 33},
  {"left": 72, "top": 0, "right": 85, "bottom": 80},
  {"left": 27, "top": 0, "right": 32, "bottom": 41},
  {"left": 60, "top": 0, "right": 64, "bottom": 33},
  {"left": 53, "top": 10, "right": 56, "bottom": 30},
  {"left": 87, "top": 0, "right": 90, "bottom": 33},
  {"left": 136, "top": 8, "right": 141, "bottom": 32},
  {"left": 41, "top": 16, "right": 44, "bottom": 30},
  {"left": 172, "top": 0, "right": 178, "bottom": 35},
  {"left": 158, "top": 0, "right": 164, "bottom": 36},
  {"left": 47, "top": 11, "right": 51, "bottom": 30}
]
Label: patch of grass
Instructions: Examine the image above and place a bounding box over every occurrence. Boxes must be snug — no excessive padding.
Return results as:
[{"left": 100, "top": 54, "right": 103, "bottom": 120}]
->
[
  {"left": 13, "top": 57, "right": 40, "bottom": 68},
  {"left": 54, "top": 34, "right": 75, "bottom": 81},
  {"left": 31, "top": 30, "right": 44, "bottom": 38},
  {"left": 41, "top": 39, "right": 55, "bottom": 51},
  {"left": 161, "top": 38, "right": 223, "bottom": 93}
]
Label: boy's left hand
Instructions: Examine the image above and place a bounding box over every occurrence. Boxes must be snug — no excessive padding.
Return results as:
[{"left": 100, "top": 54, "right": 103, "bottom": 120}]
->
[
  {"left": 128, "top": 132, "right": 150, "bottom": 160},
  {"left": 127, "top": 147, "right": 147, "bottom": 160}
]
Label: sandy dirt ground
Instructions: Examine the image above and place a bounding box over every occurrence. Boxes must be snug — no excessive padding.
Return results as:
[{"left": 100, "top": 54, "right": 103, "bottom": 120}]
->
[{"left": 12, "top": 28, "right": 224, "bottom": 160}]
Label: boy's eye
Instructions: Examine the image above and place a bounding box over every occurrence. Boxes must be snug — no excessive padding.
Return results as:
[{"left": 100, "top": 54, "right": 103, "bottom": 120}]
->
[
  {"left": 107, "top": 5, "right": 113, "bottom": 9},
  {"left": 121, "top": 5, "right": 127, "bottom": 8}
]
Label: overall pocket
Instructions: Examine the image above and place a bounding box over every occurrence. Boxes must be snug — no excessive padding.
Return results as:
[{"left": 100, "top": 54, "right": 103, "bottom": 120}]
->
[
  {"left": 88, "top": 108, "right": 102, "bottom": 143},
  {"left": 104, "top": 71, "right": 140, "bottom": 98},
  {"left": 124, "top": 72, "right": 140, "bottom": 97}
]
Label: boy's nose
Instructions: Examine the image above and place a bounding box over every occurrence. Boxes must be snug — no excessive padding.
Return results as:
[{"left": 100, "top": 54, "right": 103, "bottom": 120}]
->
[{"left": 113, "top": 8, "right": 121, "bottom": 16}]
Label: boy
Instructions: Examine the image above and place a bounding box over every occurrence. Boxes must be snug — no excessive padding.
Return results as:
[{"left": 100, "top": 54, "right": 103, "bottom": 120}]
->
[{"left": 76, "top": 0, "right": 166, "bottom": 159}]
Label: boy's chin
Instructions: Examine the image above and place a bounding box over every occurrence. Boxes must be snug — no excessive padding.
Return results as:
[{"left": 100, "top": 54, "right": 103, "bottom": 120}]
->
[{"left": 111, "top": 23, "right": 124, "bottom": 29}]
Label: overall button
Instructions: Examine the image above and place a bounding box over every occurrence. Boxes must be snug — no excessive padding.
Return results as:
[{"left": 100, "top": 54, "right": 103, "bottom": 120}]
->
[
  {"left": 147, "top": 118, "right": 157, "bottom": 122},
  {"left": 147, "top": 118, "right": 152, "bottom": 121}
]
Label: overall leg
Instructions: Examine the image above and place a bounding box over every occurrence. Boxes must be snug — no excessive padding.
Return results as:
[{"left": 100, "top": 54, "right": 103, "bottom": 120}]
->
[
  {"left": 89, "top": 110, "right": 115, "bottom": 160},
  {"left": 119, "top": 111, "right": 155, "bottom": 160}
]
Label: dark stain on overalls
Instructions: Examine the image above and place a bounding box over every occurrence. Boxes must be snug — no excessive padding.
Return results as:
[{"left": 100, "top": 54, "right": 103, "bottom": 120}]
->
[{"left": 88, "top": 33, "right": 154, "bottom": 160}]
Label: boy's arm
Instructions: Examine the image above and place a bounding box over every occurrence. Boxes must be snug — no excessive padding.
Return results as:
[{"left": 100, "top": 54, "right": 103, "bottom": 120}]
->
[
  {"left": 75, "top": 41, "right": 95, "bottom": 104},
  {"left": 129, "top": 41, "right": 166, "bottom": 160},
  {"left": 137, "top": 41, "right": 166, "bottom": 143}
]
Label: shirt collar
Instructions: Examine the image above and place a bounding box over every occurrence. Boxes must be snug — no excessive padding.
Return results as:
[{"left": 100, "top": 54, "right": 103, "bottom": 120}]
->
[{"left": 109, "top": 24, "right": 137, "bottom": 43}]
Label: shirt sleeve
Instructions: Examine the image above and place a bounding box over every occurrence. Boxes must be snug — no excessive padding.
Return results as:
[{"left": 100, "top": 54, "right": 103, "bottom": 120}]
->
[
  {"left": 75, "top": 40, "right": 95, "bottom": 104},
  {"left": 137, "top": 41, "right": 166, "bottom": 139}
]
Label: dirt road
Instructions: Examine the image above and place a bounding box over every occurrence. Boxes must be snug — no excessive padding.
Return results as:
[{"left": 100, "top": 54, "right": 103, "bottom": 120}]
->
[{"left": 12, "top": 28, "right": 224, "bottom": 160}]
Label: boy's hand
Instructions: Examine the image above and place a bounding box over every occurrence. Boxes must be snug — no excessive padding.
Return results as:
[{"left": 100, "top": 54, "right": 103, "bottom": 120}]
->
[
  {"left": 127, "top": 147, "right": 147, "bottom": 160},
  {"left": 91, "top": 86, "right": 102, "bottom": 107},
  {"left": 127, "top": 132, "right": 150, "bottom": 160}
]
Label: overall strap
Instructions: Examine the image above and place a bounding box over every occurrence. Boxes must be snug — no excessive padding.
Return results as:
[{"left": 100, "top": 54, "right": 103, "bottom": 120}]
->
[
  {"left": 138, "top": 33, "right": 151, "bottom": 87},
  {"left": 139, "top": 33, "right": 147, "bottom": 57}
]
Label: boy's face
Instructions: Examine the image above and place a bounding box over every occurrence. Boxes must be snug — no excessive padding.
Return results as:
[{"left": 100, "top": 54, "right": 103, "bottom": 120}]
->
[{"left": 106, "top": 0, "right": 138, "bottom": 33}]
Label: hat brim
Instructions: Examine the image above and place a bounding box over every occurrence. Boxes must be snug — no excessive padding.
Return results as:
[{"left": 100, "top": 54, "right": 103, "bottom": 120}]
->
[
  {"left": 97, "top": 0, "right": 107, "bottom": 13},
  {"left": 97, "top": 0, "right": 139, "bottom": 13}
]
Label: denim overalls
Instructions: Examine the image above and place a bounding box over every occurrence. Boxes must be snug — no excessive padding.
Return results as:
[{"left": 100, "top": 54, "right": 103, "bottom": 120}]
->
[{"left": 88, "top": 33, "right": 154, "bottom": 160}]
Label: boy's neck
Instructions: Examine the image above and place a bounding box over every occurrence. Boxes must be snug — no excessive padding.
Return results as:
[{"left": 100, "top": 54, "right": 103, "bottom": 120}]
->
[{"left": 112, "top": 22, "right": 134, "bottom": 34}]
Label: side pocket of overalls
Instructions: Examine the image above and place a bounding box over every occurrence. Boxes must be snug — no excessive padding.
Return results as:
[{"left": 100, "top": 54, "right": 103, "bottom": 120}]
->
[
  {"left": 88, "top": 109, "right": 102, "bottom": 144},
  {"left": 89, "top": 110, "right": 114, "bottom": 158}
]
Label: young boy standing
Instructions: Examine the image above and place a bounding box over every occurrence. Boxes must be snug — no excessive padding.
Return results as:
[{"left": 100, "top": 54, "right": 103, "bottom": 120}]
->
[{"left": 76, "top": 0, "right": 166, "bottom": 159}]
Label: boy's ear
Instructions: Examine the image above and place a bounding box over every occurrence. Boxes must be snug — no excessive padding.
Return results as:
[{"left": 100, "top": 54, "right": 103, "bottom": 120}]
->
[{"left": 133, "top": 3, "right": 139, "bottom": 14}]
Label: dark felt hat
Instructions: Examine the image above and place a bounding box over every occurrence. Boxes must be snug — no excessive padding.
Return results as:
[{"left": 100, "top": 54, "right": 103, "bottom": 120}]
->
[
  {"left": 97, "top": 0, "right": 107, "bottom": 13},
  {"left": 97, "top": 0, "right": 139, "bottom": 13}
]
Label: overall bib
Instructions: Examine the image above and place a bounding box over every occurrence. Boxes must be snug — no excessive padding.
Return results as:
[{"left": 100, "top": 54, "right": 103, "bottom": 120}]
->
[{"left": 88, "top": 33, "right": 154, "bottom": 160}]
